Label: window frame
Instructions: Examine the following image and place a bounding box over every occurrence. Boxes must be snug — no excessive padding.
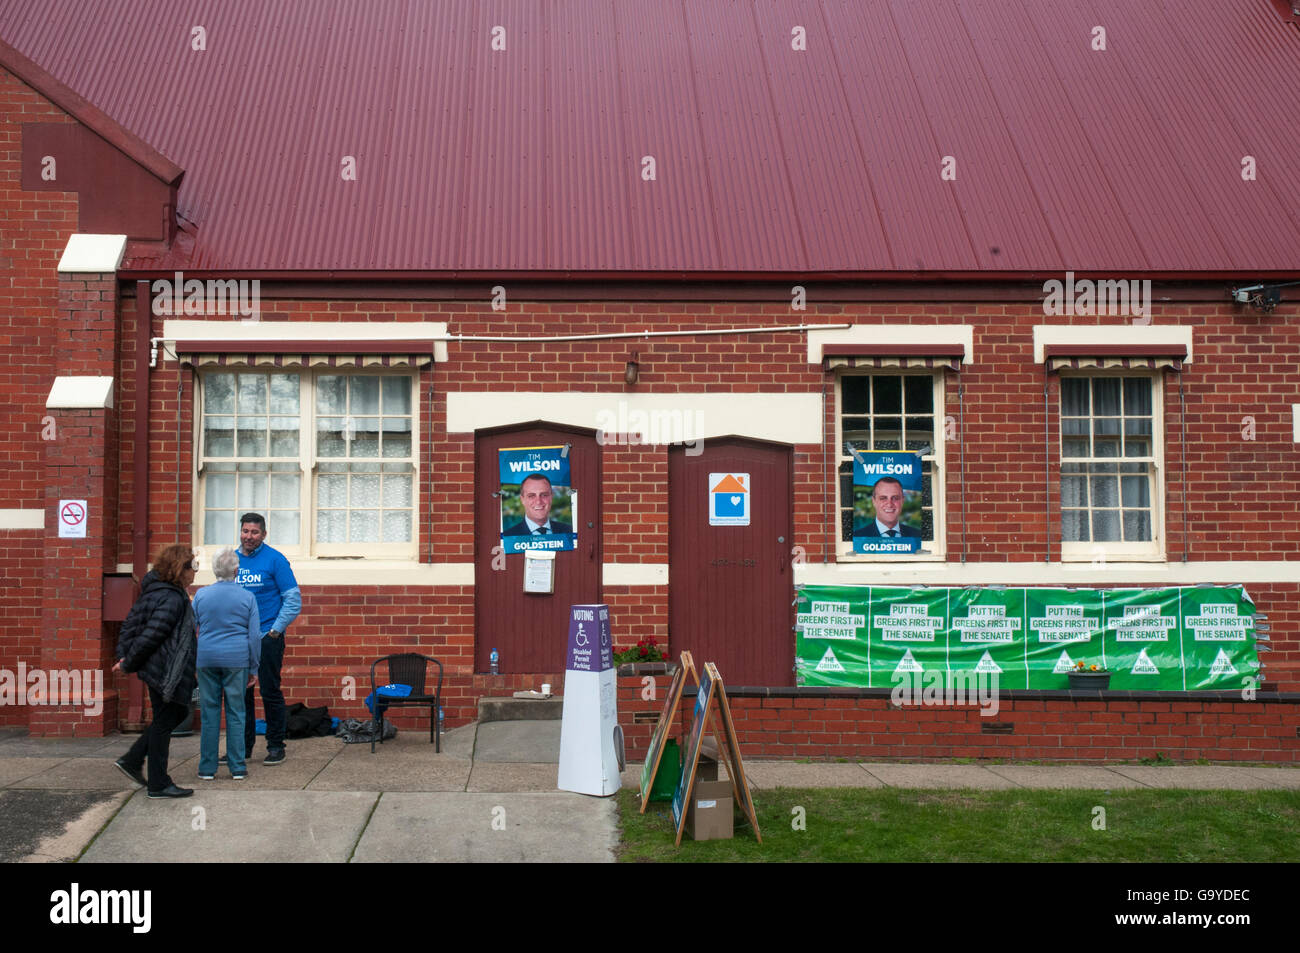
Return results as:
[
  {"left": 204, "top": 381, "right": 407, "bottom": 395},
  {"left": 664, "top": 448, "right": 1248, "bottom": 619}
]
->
[
  {"left": 834, "top": 370, "right": 947, "bottom": 562},
  {"left": 1057, "top": 370, "right": 1165, "bottom": 562},
  {"left": 193, "top": 367, "right": 420, "bottom": 561}
]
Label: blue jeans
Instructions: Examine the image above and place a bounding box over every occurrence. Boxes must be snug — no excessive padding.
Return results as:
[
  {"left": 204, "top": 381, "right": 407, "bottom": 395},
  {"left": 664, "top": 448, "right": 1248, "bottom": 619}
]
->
[
  {"left": 245, "top": 632, "right": 286, "bottom": 754},
  {"left": 198, "top": 667, "right": 248, "bottom": 775}
]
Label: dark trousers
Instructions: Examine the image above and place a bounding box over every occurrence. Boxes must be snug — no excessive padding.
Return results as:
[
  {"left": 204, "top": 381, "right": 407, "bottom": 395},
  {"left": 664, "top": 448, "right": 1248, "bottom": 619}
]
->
[
  {"left": 245, "top": 632, "right": 286, "bottom": 754},
  {"left": 122, "top": 685, "right": 190, "bottom": 792}
]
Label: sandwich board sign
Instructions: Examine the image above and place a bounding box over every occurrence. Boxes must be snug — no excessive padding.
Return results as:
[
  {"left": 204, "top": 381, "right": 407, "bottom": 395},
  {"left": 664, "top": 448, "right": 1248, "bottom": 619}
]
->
[
  {"left": 638, "top": 651, "right": 700, "bottom": 812},
  {"left": 711, "top": 667, "right": 761, "bottom": 844},
  {"left": 557, "top": 604, "right": 622, "bottom": 796},
  {"left": 671, "top": 662, "right": 761, "bottom": 846}
]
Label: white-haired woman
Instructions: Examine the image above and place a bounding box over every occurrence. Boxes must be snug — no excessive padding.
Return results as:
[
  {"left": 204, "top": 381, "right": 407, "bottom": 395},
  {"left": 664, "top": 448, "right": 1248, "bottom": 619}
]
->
[{"left": 192, "top": 548, "right": 261, "bottom": 780}]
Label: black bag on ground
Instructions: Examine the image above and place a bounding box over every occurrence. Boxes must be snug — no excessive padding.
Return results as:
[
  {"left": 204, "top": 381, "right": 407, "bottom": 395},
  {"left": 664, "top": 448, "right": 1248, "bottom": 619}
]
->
[{"left": 286, "top": 703, "right": 333, "bottom": 738}]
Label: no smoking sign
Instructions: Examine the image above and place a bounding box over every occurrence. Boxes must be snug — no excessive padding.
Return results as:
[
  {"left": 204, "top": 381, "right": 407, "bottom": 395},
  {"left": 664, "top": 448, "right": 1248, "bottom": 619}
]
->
[{"left": 58, "top": 499, "right": 88, "bottom": 538}]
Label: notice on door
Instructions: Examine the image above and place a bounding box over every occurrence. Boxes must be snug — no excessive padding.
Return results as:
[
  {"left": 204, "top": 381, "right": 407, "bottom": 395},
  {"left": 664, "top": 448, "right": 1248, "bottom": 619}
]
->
[{"left": 708, "top": 473, "right": 750, "bottom": 526}]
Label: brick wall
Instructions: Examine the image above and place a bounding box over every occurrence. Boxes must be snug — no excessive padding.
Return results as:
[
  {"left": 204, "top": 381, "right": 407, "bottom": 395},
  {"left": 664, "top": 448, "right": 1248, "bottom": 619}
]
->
[
  {"left": 35, "top": 271, "right": 122, "bottom": 735},
  {"left": 88, "top": 294, "right": 1298, "bottom": 736},
  {"left": 617, "top": 674, "right": 1300, "bottom": 764},
  {"left": 0, "top": 66, "right": 78, "bottom": 726}
]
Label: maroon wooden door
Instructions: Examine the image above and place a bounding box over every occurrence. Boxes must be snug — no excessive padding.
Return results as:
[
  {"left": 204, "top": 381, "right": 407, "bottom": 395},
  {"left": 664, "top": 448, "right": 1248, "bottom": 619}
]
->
[
  {"left": 668, "top": 437, "right": 794, "bottom": 686},
  {"left": 474, "top": 425, "right": 602, "bottom": 673}
]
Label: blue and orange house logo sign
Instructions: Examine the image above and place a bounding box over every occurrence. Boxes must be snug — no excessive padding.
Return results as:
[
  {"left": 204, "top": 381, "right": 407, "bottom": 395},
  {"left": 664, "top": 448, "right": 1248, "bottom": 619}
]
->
[{"left": 709, "top": 472, "right": 750, "bottom": 526}]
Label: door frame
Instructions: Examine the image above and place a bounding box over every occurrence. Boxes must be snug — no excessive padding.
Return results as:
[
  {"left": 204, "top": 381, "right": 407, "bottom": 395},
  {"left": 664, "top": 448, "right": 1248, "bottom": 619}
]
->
[{"left": 473, "top": 420, "right": 604, "bottom": 673}]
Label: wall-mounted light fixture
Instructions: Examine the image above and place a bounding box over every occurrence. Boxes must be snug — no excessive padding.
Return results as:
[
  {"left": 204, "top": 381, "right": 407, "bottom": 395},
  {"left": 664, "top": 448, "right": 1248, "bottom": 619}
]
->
[{"left": 624, "top": 351, "right": 640, "bottom": 385}]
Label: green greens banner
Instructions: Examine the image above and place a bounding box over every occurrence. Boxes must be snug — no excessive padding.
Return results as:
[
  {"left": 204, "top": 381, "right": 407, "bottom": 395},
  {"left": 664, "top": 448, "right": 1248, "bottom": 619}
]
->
[{"left": 795, "top": 585, "right": 1258, "bottom": 691}]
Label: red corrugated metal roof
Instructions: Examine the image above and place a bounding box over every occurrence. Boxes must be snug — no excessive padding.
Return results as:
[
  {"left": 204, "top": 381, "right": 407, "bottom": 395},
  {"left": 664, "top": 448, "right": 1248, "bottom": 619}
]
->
[
  {"left": 2, "top": 0, "right": 1298, "bottom": 275},
  {"left": 0, "top": 37, "right": 183, "bottom": 185}
]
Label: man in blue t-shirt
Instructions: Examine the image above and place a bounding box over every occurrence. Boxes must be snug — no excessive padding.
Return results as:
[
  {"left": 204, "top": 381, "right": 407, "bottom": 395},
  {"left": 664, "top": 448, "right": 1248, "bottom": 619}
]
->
[{"left": 235, "top": 512, "right": 301, "bottom": 765}]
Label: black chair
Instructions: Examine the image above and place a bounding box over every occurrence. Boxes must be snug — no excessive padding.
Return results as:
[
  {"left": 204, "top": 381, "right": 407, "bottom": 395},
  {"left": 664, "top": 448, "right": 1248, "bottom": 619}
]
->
[{"left": 369, "top": 653, "right": 444, "bottom": 754}]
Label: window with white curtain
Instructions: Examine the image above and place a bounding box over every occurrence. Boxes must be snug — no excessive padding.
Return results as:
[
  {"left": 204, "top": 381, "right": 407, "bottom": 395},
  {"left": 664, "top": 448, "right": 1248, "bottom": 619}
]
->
[
  {"left": 1059, "top": 374, "right": 1163, "bottom": 559},
  {"left": 198, "top": 370, "right": 416, "bottom": 558}
]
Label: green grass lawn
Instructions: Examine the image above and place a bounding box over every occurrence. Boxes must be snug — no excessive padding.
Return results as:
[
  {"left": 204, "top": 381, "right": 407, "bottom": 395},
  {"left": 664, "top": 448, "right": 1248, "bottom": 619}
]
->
[{"left": 617, "top": 787, "right": 1300, "bottom": 863}]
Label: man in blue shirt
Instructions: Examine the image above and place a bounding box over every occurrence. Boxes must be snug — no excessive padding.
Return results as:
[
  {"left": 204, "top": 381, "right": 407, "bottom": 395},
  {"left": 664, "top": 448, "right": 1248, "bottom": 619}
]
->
[{"left": 235, "top": 512, "right": 301, "bottom": 765}]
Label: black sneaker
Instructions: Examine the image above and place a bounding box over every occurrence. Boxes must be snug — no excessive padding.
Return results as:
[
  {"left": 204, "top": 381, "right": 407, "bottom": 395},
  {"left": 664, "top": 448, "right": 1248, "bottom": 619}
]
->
[
  {"left": 147, "top": 784, "right": 194, "bottom": 799},
  {"left": 218, "top": 752, "right": 254, "bottom": 764},
  {"left": 263, "top": 748, "right": 286, "bottom": 766},
  {"left": 114, "top": 758, "right": 145, "bottom": 787}
]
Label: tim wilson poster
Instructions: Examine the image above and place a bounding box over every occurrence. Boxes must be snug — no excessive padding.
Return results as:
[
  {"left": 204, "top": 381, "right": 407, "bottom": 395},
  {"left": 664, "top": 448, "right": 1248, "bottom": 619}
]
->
[
  {"left": 852, "top": 451, "right": 923, "bottom": 554},
  {"left": 498, "top": 445, "right": 578, "bottom": 554}
]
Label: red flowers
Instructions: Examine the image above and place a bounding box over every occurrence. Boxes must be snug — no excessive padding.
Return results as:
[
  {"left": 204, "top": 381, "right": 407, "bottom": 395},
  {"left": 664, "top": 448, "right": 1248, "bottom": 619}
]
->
[{"left": 615, "top": 636, "right": 665, "bottom": 666}]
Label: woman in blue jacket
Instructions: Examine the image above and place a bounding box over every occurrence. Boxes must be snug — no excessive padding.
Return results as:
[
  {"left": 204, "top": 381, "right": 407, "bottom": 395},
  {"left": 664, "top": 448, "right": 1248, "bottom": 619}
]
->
[{"left": 112, "top": 544, "right": 198, "bottom": 799}]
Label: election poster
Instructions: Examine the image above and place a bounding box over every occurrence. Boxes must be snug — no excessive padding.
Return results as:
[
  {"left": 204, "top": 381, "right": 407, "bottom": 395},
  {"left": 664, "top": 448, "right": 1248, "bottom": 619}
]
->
[
  {"left": 852, "top": 451, "right": 923, "bottom": 554},
  {"left": 498, "top": 445, "right": 578, "bottom": 554},
  {"left": 795, "top": 584, "right": 1259, "bottom": 691}
]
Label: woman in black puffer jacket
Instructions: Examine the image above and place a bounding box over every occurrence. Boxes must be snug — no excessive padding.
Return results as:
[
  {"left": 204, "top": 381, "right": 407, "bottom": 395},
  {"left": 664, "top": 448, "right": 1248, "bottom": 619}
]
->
[{"left": 112, "top": 544, "right": 199, "bottom": 798}]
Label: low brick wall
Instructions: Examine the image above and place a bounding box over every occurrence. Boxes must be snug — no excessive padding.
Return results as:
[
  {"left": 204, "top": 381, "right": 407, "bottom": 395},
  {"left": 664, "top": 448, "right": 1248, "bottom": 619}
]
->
[{"left": 617, "top": 671, "right": 1300, "bottom": 764}]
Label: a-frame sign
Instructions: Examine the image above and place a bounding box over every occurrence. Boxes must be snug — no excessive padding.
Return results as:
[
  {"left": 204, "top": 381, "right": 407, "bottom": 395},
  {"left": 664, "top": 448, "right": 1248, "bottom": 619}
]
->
[
  {"left": 670, "top": 662, "right": 761, "bottom": 846},
  {"left": 711, "top": 667, "right": 760, "bottom": 844},
  {"left": 637, "top": 651, "right": 699, "bottom": 812}
]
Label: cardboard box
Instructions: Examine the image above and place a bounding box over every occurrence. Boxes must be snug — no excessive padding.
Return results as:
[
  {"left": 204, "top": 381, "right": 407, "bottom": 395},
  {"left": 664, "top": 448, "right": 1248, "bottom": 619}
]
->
[{"left": 687, "top": 779, "right": 734, "bottom": 841}]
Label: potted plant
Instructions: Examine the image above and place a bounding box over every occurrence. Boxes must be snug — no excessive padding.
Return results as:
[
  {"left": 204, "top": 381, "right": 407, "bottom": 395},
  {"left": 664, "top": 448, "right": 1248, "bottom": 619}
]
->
[
  {"left": 1067, "top": 660, "right": 1111, "bottom": 690},
  {"left": 613, "top": 636, "right": 666, "bottom": 667}
]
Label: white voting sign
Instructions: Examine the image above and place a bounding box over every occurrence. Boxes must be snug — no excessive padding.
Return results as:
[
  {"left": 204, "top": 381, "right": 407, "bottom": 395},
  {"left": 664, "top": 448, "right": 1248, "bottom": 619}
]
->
[{"left": 557, "top": 604, "right": 623, "bottom": 797}]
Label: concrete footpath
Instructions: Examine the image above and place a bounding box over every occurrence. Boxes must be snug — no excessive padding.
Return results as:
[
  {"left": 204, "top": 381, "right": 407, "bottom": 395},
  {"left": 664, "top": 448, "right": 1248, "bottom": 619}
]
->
[{"left": 1, "top": 723, "right": 1296, "bottom": 863}]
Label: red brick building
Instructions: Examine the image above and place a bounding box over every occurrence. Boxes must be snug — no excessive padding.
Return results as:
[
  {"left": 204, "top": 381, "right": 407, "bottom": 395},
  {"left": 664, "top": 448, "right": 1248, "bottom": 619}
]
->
[{"left": 2, "top": 3, "right": 1297, "bottom": 760}]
